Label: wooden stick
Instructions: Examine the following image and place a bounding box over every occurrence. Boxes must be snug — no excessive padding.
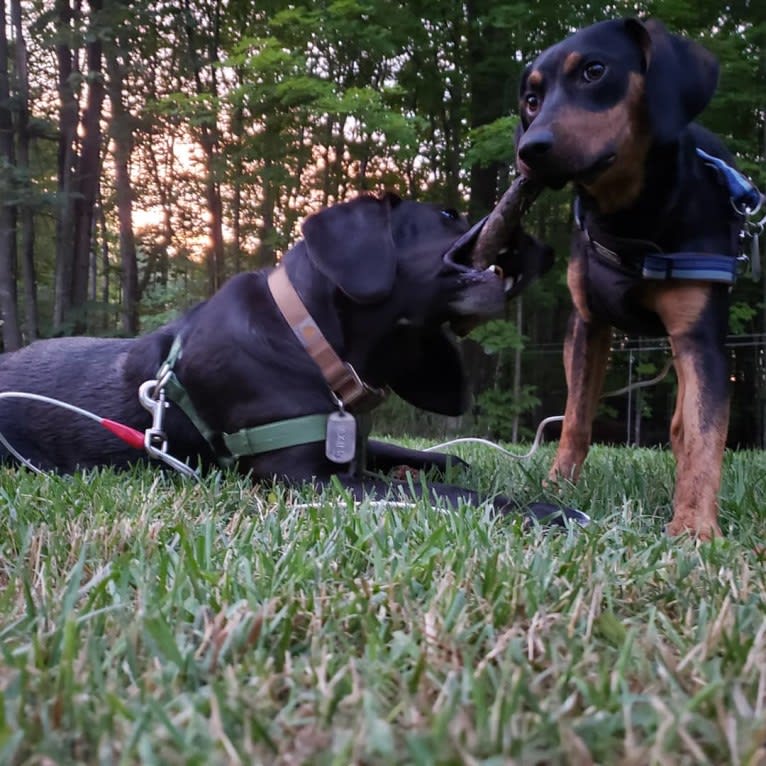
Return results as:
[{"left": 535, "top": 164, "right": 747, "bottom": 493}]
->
[{"left": 471, "top": 176, "right": 543, "bottom": 268}]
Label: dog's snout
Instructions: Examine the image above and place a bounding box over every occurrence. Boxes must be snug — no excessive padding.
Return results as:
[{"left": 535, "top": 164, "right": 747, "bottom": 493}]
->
[{"left": 518, "top": 129, "right": 555, "bottom": 164}]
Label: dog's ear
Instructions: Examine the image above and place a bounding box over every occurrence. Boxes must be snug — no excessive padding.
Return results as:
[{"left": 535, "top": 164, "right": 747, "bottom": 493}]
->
[
  {"left": 384, "top": 326, "right": 469, "bottom": 416},
  {"left": 625, "top": 17, "right": 719, "bottom": 144},
  {"left": 301, "top": 195, "right": 397, "bottom": 303}
]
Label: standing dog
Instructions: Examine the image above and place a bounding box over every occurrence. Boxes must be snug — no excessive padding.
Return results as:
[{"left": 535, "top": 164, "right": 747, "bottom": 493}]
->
[
  {"left": 514, "top": 18, "right": 756, "bottom": 538},
  {"left": 0, "top": 193, "right": 580, "bottom": 523}
]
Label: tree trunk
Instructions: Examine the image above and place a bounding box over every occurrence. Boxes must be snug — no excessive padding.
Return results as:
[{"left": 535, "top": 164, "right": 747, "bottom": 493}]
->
[
  {"left": 11, "top": 0, "right": 37, "bottom": 342},
  {"left": 97, "top": 200, "right": 110, "bottom": 315},
  {"left": 465, "top": 0, "right": 513, "bottom": 219},
  {"left": 256, "top": 155, "right": 276, "bottom": 268},
  {"left": 144, "top": 134, "right": 173, "bottom": 290},
  {"left": 0, "top": 1, "right": 21, "bottom": 350},
  {"left": 71, "top": 0, "right": 105, "bottom": 330},
  {"left": 53, "top": 0, "right": 78, "bottom": 332},
  {"left": 511, "top": 296, "right": 522, "bottom": 443},
  {"left": 182, "top": 0, "right": 225, "bottom": 295},
  {"left": 105, "top": 39, "right": 138, "bottom": 334}
]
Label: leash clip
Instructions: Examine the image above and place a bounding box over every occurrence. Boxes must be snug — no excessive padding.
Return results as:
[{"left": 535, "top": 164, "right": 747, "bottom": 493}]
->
[
  {"left": 138, "top": 379, "right": 200, "bottom": 480},
  {"left": 741, "top": 211, "right": 764, "bottom": 281},
  {"left": 139, "top": 379, "right": 169, "bottom": 455}
]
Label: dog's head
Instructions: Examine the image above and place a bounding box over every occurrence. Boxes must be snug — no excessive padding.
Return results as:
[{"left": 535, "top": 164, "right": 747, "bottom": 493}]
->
[
  {"left": 515, "top": 18, "right": 719, "bottom": 209},
  {"left": 296, "top": 194, "right": 506, "bottom": 415}
]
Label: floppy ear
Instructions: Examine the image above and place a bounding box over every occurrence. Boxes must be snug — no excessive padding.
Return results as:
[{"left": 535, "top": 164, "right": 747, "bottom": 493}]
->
[
  {"left": 384, "top": 326, "right": 469, "bottom": 416},
  {"left": 301, "top": 195, "right": 397, "bottom": 303},
  {"left": 625, "top": 18, "right": 719, "bottom": 144}
]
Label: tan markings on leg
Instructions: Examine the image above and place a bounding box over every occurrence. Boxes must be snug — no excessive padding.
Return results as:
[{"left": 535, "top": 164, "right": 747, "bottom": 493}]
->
[
  {"left": 549, "top": 312, "right": 612, "bottom": 484},
  {"left": 566, "top": 252, "right": 591, "bottom": 323},
  {"left": 640, "top": 281, "right": 710, "bottom": 335},
  {"left": 644, "top": 282, "right": 725, "bottom": 539}
]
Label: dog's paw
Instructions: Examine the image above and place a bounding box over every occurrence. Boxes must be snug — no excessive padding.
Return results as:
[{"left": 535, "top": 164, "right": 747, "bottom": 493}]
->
[
  {"left": 391, "top": 464, "right": 422, "bottom": 481},
  {"left": 665, "top": 515, "right": 722, "bottom": 541}
]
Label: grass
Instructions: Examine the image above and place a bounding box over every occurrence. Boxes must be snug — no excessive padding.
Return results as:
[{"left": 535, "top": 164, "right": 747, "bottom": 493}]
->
[{"left": 1, "top": 443, "right": 766, "bottom": 765}]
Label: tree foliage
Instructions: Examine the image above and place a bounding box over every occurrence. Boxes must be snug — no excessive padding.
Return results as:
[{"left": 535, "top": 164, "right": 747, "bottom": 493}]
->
[{"left": 1, "top": 0, "right": 765, "bottom": 443}]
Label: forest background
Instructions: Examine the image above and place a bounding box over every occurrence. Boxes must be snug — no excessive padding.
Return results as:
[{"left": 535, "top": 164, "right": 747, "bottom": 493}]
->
[{"left": 0, "top": 0, "right": 764, "bottom": 447}]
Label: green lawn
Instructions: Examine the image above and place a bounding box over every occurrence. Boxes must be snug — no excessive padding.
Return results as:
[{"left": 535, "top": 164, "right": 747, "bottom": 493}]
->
[{"left": 1, "top": 443, "right": 766, "bottom": 765}]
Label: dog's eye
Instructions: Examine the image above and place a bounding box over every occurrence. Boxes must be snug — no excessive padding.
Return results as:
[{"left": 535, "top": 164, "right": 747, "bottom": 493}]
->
[
  {"left": 583, "top": 62, "right": 606, "bottom": 82},
  {"left": 524, "top": 93, "right": 540, "bottom": 113},
  {"left": 441, "top": 208, "right": 460, "bottom": 220}
]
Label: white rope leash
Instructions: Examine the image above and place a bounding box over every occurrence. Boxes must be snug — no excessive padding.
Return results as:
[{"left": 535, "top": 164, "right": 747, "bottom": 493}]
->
[
  {"left": 425, "top": 415, "right": 564, "bottom": 460},
  {"left": 425, "top": 357, "right": 674, "bottom": 460},
  {"left": 0, "top": 391, "right": 199, "bottom": 479}
]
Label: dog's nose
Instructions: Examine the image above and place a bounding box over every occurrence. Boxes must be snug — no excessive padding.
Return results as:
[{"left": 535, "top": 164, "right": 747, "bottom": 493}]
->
[{"left": 518, "top": 130, "right": 554, "bottom": 165}]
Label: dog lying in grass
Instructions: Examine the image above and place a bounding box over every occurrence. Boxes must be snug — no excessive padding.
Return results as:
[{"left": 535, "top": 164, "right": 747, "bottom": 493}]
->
[{"left": 0, "top": 193, "right": 584, "bottom": 525}]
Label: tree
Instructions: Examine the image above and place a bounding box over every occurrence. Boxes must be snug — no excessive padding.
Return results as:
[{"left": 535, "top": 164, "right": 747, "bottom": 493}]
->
[
  {"left": 10, "top": 0, "right": 38, "bottom": 341},
  {"left": 0, "top": 0, "right": 21, "bottom": 350},
  {"left": 103, "top": 0, "right": 139, "bottom": 333}
]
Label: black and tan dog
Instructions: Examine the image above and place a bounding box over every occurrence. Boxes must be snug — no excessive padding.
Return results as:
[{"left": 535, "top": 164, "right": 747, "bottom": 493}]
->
[
  {"left": 514, "top": 18, "right": 755, "bottom": 538},
  {"left": 0, "top": 193, "right": 578, "bottom": 523}
]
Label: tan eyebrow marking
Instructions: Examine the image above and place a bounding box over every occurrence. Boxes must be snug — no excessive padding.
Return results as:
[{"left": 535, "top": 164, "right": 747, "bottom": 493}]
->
[{"left": 563, "top": 51, "right": 582, "bottom": 75}]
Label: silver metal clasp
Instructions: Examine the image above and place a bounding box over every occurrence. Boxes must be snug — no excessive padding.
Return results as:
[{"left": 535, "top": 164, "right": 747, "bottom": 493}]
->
[
  {"left": 138, "top": 378, "right": 199, "bottom": 480},
  {"left": 139, "top": 379, "right": 169, "bottom": 456}
]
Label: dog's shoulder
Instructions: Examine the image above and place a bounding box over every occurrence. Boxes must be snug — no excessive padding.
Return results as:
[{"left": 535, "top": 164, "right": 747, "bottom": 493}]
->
[{"left": 687, "top": 122, "right": 735, "bottom": 166}]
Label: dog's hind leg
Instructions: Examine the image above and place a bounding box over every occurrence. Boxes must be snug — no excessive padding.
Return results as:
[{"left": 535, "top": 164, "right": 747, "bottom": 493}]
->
[
  {"left": 549, "top": 308, "right": 612, "bottom": 485},
  {"left": 646, "top": 282, "right": 729, "bottom": 539}
]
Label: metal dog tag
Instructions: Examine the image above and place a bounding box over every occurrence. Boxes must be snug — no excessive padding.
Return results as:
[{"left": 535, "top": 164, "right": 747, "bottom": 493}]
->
[{"left": 325, "top": 411, "right": 356, "bottom": 464}]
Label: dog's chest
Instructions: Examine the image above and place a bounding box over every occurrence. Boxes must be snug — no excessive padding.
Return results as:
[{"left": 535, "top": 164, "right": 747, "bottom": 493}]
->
[{"left": 568, "top": 236, "right": 667, "bottom": 336}]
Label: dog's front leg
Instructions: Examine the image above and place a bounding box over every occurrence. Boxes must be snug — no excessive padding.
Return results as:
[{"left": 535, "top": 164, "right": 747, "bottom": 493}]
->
[
  {"left": 549, "top": 307, "right": 612, "bottom": 484},
  {"left": 648, "top": 283, "right": 729, "bottom": 539}
]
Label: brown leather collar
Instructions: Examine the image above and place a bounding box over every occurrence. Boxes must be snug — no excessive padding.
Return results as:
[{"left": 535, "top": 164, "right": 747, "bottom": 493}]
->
[{"left": 267, "top": 266, "right": 386, "bottom": 411}]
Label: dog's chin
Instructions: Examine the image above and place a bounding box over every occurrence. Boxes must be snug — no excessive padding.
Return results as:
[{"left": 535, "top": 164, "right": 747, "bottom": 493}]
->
[
  {"left": 573, "top": 154, "right": 616, "bottom": 185},
  {"left": 448, "top": 316, "right": 483, "bottom": 337},
  {"left": 517, "top": 160, "right": 570, "bottom": 191},
  {"left": 517, "top": 154, "right": 616, "bottom": 189}
]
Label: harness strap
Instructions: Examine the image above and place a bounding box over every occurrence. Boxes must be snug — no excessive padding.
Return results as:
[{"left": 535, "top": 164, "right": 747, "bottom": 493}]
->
[
  {"left": 156, "top": 336, "right": 221, "bottom": 448},
  {"left": 642, "top": 253, "right": 741, "bottom": 284},
  {"left": 587, "top": 236, "right": 743, "bottom": 285},
  {"left": 696, "top": 148, "right": 763, "bottom": 215},
  {"left": 162, "top": 365, "right": 330, "bottom": 463},
  {"left": 164, "top": 371, "right": 218, "bottom": 446},
  {"left": 223, "top": 414, "right": 329, "bottom": 458}
]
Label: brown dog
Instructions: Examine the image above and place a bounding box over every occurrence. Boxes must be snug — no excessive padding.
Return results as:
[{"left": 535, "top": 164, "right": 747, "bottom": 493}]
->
[{"left": 514, "top": 19, "right": 760, "bottom": 538}]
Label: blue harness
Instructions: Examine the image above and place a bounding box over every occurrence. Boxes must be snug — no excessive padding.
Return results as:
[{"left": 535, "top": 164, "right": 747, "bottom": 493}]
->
[{"left": 577, "top": 148, "right": 764, "bottom": 288}]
